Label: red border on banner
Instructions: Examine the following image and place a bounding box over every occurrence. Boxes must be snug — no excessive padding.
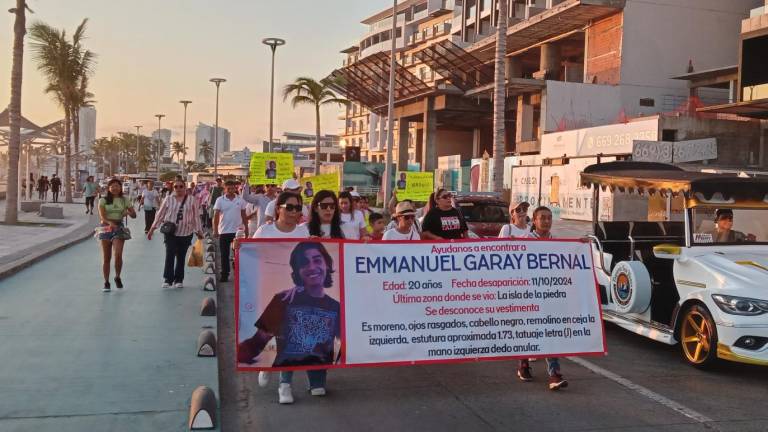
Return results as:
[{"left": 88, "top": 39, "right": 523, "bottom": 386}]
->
[{"left": 234, "top": 237, "right": 607, "bottom": 372}]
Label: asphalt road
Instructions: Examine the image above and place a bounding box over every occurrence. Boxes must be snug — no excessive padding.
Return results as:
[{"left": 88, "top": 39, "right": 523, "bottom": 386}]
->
[{"left": 218, "top": 283, "right": 768, "bottom": 432}]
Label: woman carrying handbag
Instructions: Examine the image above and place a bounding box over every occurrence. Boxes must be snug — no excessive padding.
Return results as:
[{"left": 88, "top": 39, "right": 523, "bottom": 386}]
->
[{"left": 148, "top": 180, "right": 204, "bottom": 289}]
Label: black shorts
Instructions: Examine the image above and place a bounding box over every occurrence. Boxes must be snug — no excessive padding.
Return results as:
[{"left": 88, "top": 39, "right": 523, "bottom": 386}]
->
[{"left": 85, "top": 196, "right": 96, "bottom": 207}]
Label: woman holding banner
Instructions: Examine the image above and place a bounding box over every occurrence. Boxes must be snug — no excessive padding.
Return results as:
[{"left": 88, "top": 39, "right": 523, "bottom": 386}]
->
[
  {"left": 383, "top": 202, "right": 420, "bottom": 241},
  {"left": 305, "top": 190, "right": 356, "bottom": 240},
  {"left": 421, "top": 189, "right": 468, "bottom": 240},
  {"left": 238, "top": 241, "right": 340, "bottom": 404},
  {"left": 252, "top": 192, "right": 309, "bottom": 239},
  {"left": 504, "top": 205, "right": 569, "bottom": 391}
]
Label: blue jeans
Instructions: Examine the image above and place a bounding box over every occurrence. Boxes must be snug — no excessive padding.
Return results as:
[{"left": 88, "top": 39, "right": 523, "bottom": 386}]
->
[
  {"left": 280, "top": 370, "right": 327, "bottom": 389},
  {"left": 520, "top": 358, "right": 560, "bottom": 377}
]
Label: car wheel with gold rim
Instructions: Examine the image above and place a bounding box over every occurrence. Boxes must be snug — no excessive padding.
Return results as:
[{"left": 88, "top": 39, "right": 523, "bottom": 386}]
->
[{"left": 679, "top": 304, "right": 719, "bottom": 368}]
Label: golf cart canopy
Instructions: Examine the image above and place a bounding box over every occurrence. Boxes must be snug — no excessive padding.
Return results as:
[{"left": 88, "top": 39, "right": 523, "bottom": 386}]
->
[{"left": 580, "top": 161, "right": 768, "bottom": 207}]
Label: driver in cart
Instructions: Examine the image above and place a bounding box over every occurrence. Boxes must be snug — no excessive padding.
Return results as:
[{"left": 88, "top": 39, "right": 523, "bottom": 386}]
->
[{"left": 708, "top": 209, "right": 756, "bottom": 243}]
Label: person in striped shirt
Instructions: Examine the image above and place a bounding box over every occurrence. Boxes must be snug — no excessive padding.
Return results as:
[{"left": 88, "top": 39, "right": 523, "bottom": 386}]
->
[{"left": 147, "top": 180, "right": 204, "bottom": 289}]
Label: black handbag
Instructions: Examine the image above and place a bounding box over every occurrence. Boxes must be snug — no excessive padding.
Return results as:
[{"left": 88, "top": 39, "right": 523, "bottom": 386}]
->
[{"left": 160, "top": 195, "right": 187, "bottom": 235}]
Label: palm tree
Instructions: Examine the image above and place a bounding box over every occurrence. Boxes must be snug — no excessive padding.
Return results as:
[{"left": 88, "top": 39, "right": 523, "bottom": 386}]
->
[
  {"left": 198, "top": 139, "right": 213, "bottom": 164},
  {"left": 69, "top": 20, "right": 95, "bottom": 190},
  {"left": 29, "top": 18, "right": 95, "bottom": 203},
  {"left": 171, "top": 141, "right": 185, "bottom": 167},
  {"left": 492, "top": 0, "right": 508, "bottom": 193},
  {"left": 5, "top": 0, "right": 32, "bottom": 224},
  {"left": 283, "top": 77, "right": 349, "bottom": 174}
]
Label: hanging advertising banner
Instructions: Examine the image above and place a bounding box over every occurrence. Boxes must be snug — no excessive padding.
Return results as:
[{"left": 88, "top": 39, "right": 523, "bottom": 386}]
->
[
  {"left": 236, "top": 239, "right": 605, "bottom": 372},
  {"left": 249, "top": 153, "right": 294, "bottom": 185},
  {"left": 396, "top": 171, "right": 434, "bottom": 202},
  {"left": 300, "top": 173, "right": 341, "bottom": 199}
]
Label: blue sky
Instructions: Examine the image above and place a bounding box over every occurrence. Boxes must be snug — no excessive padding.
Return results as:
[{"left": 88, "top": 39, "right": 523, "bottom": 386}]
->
[{"left": 0, "top": 0, "right": 392, "bottom": 149}]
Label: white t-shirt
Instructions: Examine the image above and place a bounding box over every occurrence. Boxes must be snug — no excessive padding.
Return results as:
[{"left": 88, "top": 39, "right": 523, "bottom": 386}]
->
[
  {"left": 383, "top": 227, "right": 419, "bottom": 241},
  {"left": 242, "top": 191, "right": 273, "bottom": 228},
  {"left": 213, "top": 195, "right": 247, "bottom": 234},
  {"left": 142, "top": 189, "right": 159, "bottom": 211},
  {"left": 253, "top": 223, "right": 310, "bottom": 239},
  {"left": 245, "top": 203, "right": 260, "bottom": 234},
  {"left": 498, "top": 223, "right": 531, "bottom": 238},
  {"left": 299, "top": 222, "right": 359, "bottom": 240},
  {"left": 341, "top": 211, "right": 366, "bottom": 232},
  {"left": 265, "top": 200, "right": 310, "bottom": 222}
]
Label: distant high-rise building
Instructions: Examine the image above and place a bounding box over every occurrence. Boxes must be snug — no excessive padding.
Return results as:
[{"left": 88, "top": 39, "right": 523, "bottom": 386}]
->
[
  {"left": 151, "top": 128, "right": 172, "bottom": 158},
  {"left": 195, "top": 122, "right": 231, "bottom": 163},
  {"left": 77, "top": 106, "right": 96, "bottom": 154}
]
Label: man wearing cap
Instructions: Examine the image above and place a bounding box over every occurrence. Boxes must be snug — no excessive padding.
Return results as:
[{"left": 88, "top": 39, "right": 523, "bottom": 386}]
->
[
  {"left": 499, "top": 200, "right": 531, "bottom": 238},
  {"left": 383, "top": 202, "right": 420, "bottom": 241},
  {"left": 263, "top": 179, "right": 310, "bottom": 224},
  {"left": 708, "top": 209, "right": 756, "bottom": 243}
]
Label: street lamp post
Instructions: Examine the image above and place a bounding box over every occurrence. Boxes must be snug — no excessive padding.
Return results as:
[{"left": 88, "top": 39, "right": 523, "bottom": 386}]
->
[
  {"left": 179, "top": 100, "right": 192, "bottom": 178},
  {"left": 134, "top": 125, "right": 142, "bottom": 174},
  {"left": 209, "top": 78, "right": 226, "bottom": 179},
  {"left": 262, "top": 38, "right": 286, "bottom": 153},
  {"left": 155, "top": 114, "right": 165, "bottom": 179},
  {"left": 383, "top": 0, "right": 398, "bottom": 208}
]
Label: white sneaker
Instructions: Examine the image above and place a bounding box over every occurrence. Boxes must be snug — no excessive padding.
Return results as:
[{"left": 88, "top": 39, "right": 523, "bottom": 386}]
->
[
  {"left": 310, "top": 387, "right": 326, "bottom": 397},
  {"left": 257, "top": 371, "right": 270, "bottom": 387},
  {"left": 161, "top": 282, "right": 171, "bottom": 289},
  {"left": 278, "top": 383, "right": 294, "bottom": 404},
  {"left": 174, "top": 282, "right": 184, "bottom": 289}
]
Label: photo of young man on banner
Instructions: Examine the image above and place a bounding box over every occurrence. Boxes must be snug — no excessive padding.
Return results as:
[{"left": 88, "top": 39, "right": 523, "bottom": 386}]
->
[{"left": 237, "top": 240, "right": 342, "bottom": 370}]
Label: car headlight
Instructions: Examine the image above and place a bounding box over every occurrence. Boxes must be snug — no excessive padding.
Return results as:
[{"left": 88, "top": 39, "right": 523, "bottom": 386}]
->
[{"left": 711, "top": 294, "right": 768, "bottom": 316}]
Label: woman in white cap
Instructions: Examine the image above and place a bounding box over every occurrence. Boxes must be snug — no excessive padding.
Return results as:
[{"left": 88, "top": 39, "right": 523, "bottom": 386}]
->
[
  {"left": 383, "top": 202, "right": 420, "bottom": 241},
  {"left": 498, "top": 200, "right": 531, "bottom": 238}
]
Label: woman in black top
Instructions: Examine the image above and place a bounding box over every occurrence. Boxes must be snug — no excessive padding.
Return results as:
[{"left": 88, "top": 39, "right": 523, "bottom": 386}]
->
[{"left": 420, "top": 188, "right": 468, "bottom": 240}]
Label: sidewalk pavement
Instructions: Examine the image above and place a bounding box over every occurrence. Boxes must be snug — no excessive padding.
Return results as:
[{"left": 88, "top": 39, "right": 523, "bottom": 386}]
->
[
  {"left": 0, "top": 219, "right": 219, "bottom": 431},
  {"left": 0, "top": 199, "right": 95, "bottom": 279}
]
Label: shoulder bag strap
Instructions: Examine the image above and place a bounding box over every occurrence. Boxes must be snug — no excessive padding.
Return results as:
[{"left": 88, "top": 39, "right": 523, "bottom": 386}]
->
[{"left": 175, "top": 195, "right": 188, "bottom": 224}]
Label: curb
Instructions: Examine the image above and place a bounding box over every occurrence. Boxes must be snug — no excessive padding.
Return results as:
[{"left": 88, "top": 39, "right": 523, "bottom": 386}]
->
[{"left": 0, "top": 222, "right": 95, "bottom": 280}]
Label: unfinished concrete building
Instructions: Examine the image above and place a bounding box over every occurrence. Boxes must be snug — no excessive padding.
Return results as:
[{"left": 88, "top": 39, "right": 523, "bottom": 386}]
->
[{"left": 331, "top": 0, "right": 762, "bottom": 172}]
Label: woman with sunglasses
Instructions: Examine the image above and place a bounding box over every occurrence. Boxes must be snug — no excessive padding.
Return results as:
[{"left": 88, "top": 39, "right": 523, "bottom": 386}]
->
[
  {"left": 253, "top": 192, "right": 309, "bottom": 238},
  {"left": 148, "top": 180, "right": 204, "bottom": 289},
  {"left": 420, "top": 188, "right": 468, "bottom": 240},
  {"left": 383, "top": 201, "right": 420, "bottom": 241},
  {"left": 304, "top": 190, "right": 354, "bottom": 240},
  {"left": 97, "top": 178, "right": 137, "bottom": 292},
  {"left": 498, "top": 200, "right": 531, "bottom": 238}
]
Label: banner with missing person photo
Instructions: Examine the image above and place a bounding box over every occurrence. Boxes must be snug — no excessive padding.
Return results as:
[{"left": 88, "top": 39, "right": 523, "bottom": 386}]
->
[{"left": 236, "top": 238, "right": 605, "bottom": 372}]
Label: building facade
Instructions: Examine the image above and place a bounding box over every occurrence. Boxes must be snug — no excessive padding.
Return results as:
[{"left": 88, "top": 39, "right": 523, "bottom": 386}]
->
[
  {"left": 334, "top": 0, "right": 762, "bottom": 172},
  {"left": 195, "top": 122, "right": 231, "bottom": 163},
  {"left": 264, "top": 132, "right": 341, "bottom": 160},
  {"left": 219, "top": 147, "right": 253, "bottom": 166},
  {"left": 151, "top": 128, "right": 172, "bottom": 158},
  {"left": 77, "top": 106, "right": 97, "bottom": 154}
]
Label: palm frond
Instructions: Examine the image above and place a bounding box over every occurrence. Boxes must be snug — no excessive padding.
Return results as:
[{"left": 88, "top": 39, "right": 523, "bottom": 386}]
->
[
  {"left": 289, "top": 95, "right": 316, "bottom": 109},
  {"left": 321, "top": 97, "right": 349, "bottom": 107}
]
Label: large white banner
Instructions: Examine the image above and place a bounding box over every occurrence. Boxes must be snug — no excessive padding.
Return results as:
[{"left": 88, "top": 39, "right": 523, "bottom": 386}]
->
[
  {"left": 236, "top": 239, "right": 605, "bottom": 371},
  {"left": 343, "top": 240, "right": 605, "bottom": 365}
]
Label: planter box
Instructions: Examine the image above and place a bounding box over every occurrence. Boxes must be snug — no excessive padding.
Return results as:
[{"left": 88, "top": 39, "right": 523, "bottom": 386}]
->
[
  {"left": 20, "top": 201, "right": 42, "bottom": 212},
  {"left": 40, "top": 205, "right": 64, "bottom": 219}
]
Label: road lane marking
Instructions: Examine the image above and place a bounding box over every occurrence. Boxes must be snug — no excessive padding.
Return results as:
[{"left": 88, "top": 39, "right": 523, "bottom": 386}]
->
[{"left": 568, "top": 357, "right": 715, "bottom": 424}]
